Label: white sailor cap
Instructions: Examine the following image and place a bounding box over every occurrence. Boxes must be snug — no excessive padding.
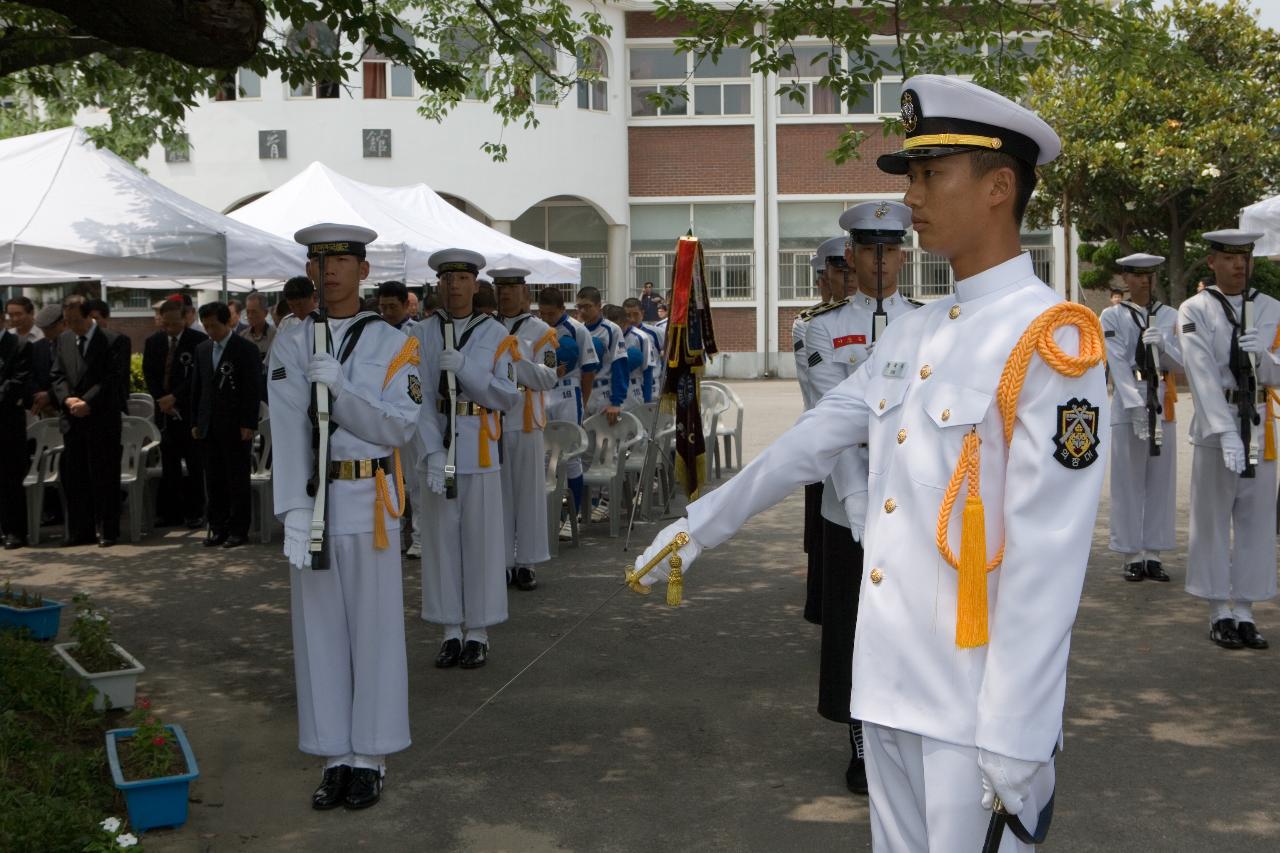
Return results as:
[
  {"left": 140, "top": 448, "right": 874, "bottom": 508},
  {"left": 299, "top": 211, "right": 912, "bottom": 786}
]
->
[
  {"left": 878, "top": 75, "right": 1061, "bottom": 175},
  {"left": 488, "top": 267, "right": 531, "bottom": 285},
  {"left": 839, "top": 201, "right": 912, "bottom": 244},
  {"left": 1203, "top": 229, "right": 1263, "bottom": 255},
  {"left": 1115, "top": 253, "right": 1165, "bottom": 273},
  {"left": 817, "top": 236, "right": 850, "bottom": 268},
  {"left": 428, "top": 248, "right": 487, "bottom": 275},
  {"left": 810, "top": 255, "right": 824, "bottom": 274},
  {"left": 294, "top": 223, "right": 378, "bottom": 257}
]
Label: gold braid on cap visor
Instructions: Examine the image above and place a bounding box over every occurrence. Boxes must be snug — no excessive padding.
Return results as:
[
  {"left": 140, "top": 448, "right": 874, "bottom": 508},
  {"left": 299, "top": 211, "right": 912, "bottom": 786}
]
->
[{"left": 904, "top": 133, "right": 1003, "bottom": 151}]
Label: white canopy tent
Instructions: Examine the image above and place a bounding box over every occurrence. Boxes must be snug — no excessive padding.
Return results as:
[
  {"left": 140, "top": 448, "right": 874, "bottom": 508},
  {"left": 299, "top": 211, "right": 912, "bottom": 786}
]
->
[
  {"left": 0, "top": 127, "right": 306, "bottom": 284},
  {"left": 1240, "top": 195, "right": 1280, "bottom": 257},
  {"left": 228, "top": 162, "right": 581, "bottom": 284}
]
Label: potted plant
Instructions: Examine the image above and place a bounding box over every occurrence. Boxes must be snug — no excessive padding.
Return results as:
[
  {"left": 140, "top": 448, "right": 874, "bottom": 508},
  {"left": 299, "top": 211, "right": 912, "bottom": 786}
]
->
[
  {"left": 0, "top": 580, "right": 65, "bottom": 640},
  {"left": 54, "top": 593, "right": 145, "bottom": 710},
  {"left": 84, "top": 816, "right": 141, "bottom": 851},
  {"left": 106, "top": 697, "right": 199, "bottom": 833}
]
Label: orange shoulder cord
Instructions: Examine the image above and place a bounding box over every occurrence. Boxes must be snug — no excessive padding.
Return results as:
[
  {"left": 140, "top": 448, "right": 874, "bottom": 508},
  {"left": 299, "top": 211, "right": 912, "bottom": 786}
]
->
[
  {"left": 476, "top": 336, "right": 520, "bottom": 467},
  {"left": 1162, "top": 372, "right": 1177, "bottom": 422},
  {"left": 522, "top": 329, "right": 559, "bottom": 432},
  {"left": 1265, "top": 324, "right": 1280, "bottom": 461},
  {"left": 373, "top": 336, "right": 421, "bottom": 551},
  {"left": 936, "top": 302, "right": 1105, "bottom": 648}
]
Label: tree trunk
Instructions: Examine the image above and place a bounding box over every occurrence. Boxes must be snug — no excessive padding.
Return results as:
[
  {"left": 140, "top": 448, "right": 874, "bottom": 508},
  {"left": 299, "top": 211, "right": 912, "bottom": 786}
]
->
[{"left": 1167, "top": 228, "right": 1188, "bottom": 307}]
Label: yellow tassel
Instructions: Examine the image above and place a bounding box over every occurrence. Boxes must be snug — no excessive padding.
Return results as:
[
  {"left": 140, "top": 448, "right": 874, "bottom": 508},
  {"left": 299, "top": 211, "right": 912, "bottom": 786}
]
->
[
  {"left": 1162, "top": 371, "right": 1176, "bottom": 423},
  {"left": 523, "top": 389, "right": 534, "bottom": 433},
  {"left": 666, "top": 556, "right": 684, "bottom": 606},
  {"left": 373, "top": 472, "right": 389, "bottom": 551},
  {"left": 478, "top": 409, "right": 492, "bottom": 468},
  {"left": 1266, "top": 391, "right": 1277, "bottom": 462},
  {"left": 955, "top": 494, "right": 988, "bottom": 648}
]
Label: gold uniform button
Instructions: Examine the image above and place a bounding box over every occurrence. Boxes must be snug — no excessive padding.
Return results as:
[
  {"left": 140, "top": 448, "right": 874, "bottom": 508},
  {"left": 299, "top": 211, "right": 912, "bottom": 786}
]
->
[
  {"left": 884, "top": 498, "right": 897, "bottom": 513},
  {"left": 949, "top": 305, "right": 961, "bottom": 320},
  {"left": 941, "top": 408, "right": 951, "bottom": 422},
  {"left": 897, "top": 428, "right": 907, "bottom": 444},
  {"left": 870, "top": 568, "right": 884, "bottom": 584},
  {"left": 879, "top": 399, "right": 887, "bottom": 410},
  {"left": 919, "top": 364, "right": 932, "bottom": 379}
]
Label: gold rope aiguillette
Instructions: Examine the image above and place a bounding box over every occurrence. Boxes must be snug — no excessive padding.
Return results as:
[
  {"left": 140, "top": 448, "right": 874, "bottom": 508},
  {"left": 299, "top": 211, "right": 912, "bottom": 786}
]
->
[{"left": 625, "top": 532, "right": 689, "bottom": 606}]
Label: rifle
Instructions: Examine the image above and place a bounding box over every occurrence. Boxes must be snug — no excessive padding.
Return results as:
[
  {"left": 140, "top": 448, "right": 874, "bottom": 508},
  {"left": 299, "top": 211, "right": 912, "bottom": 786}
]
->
[
  {"left": 306, "top": 254, "right": 331, "bottom": 570},
  {"left": 872, "top": 242, "right": 888, "bottom": 342},
  {"left": 1235, "top": 283, "right": 1260, "bottom": 478},
  {"left": 1135, "top": 294, "right": 1162, "bottom": 457},
  {"left": 442, "top": 315, "right": 458, "bottom": 499}
]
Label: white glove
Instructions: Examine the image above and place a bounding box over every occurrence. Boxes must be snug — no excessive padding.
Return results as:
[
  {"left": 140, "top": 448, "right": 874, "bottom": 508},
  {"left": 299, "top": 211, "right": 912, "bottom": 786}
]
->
[
  {"left": 1141, "top": 326, "right": 1162, "bottom": 348},
  {"left": 282, "top": 508, "right": 312, "bottom": 570},
  {"left": 439, "top": 349, "right": 465, "bottom": 373},
  {"left": 305, "top": 353, "right": 345, "bottom": 398},
  {"left": 630, "top": 518, "right": 701, "bottom": 587},
  {"left": 1238, "top": 329, "right": 1262, "bottom": 354},
  {"left": 421, "top": 451, "right": 446, "bottom": 495},
  {"left": 842, "top": 495, "right": 866, "bottom": 542},
  {"left": 978, "top": 748, "right": 1043, "bottom": 817},
  {"left": 1132, "top": 416, "right": 1149, "bottom": 442},
  {"left": 1220, "top": 430, "right": 1246, "bottom": 474}
]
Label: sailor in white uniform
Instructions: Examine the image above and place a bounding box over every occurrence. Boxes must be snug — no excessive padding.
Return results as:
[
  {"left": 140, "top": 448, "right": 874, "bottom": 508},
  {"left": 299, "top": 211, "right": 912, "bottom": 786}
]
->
[
  {"left": 537, "top": 287, "right": 599, "bottom": 526},
  {"left": 804, "top": 202, "right": 920, "bottom": 794},
  {"left": 796, "top": 255, "right": 832, "bottom": 625},
  {"left": 577, "top": 285, "right": 629, "bottom": 423},
  {"left": 1100, "top": 253, "right": 1182, "bottom": 582},
  {"left": 1177, "top": 229, "right": 1280, "bottom": 650},
  {"left": 493, "top": 268, "right": 559, "bottom": 592},
  {"left": 413, "top": 249, "right": 522, "bottom": 670},
  {"left": 632, "top": 77, "right": 1105, "bottom": 853},
  {"left": 270, "top": 223, "right": 421, "bottom": 811}
]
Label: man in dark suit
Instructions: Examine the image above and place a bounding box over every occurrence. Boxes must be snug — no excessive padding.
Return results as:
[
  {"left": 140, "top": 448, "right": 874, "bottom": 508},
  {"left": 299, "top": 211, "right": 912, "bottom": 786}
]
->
[
  {"left": 0, "top": 324, "right": 32, "bottom": 549},
  {"left": 49, "top": 295, "right": 130, "bottom": 547},
  {"left": 190, "top": 302, "right": 261, "bottom": 548},
  {"left": 143, "top": 297, "right": 208, "bottom": 527},
  {"left": 29, "top": 304, "right": 63, "bottom": 416}
]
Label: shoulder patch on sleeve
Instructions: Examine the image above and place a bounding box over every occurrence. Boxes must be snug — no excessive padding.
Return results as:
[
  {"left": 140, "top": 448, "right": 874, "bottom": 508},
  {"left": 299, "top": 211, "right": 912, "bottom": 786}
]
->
[
  {"left": 793, "top": 338, "right": 804, "bottom": 351},
  {"left": 271, "top": 366, "right": 287, "bottom": 381},
  {"left": 808, "top": 351, "right": 822, "bottom": 367},
  {"left": 1182, "top": 322, "right": 1196, "bottom": 334},
  {"left": 1052, "top": 398, "right": 1100, "bottom": 470},
  {"left": 1103, "top": 329, "right": 1115, "bottom": 338},
  {"left": 543, "top": 348, "right": 558, "bottom": 367},
  {"left": 407, "top": 374, "right": 422, "bottom": 404}
]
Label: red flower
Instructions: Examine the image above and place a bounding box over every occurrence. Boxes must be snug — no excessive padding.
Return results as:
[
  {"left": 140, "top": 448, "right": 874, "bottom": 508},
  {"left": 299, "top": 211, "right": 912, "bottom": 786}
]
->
[
  {"left": 137, "top": 697, "right": 152, "bottom": 710},
  {"left": 152, "top": 736, "right": 167, "bottom": 746}
]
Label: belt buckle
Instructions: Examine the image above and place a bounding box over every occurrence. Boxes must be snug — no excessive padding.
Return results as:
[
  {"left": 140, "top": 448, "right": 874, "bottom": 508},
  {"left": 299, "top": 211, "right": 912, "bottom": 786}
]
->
[
  {"left": 358, "top": 459, "right": 373, "bottom": 478},
  {"left": 336, "top": 460, "right": 353, "bottom": 479}
]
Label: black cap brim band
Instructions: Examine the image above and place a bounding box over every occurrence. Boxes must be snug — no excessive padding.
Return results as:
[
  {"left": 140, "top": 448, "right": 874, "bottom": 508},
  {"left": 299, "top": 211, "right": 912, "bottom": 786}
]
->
[
  {"left": 437, "top": 262, "right": 479, "bottom": 274},
  {"left": 1208, "top": 241, "right": 1253, "bottom": 255},
  {"left": 879, "top": 114, "right": 1041, "bottom": 175},
  {"left": 307, "top": 241, "right": 366, "bottom": 258},
  {"left": 850, "top": 230, "right": 907, "bottom": 245}
]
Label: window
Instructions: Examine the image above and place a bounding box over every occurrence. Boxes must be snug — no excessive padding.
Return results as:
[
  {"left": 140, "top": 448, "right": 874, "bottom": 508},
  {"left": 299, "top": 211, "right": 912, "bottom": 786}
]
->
[
  {"left": 774, "top": 40, "right": 919, "bottom": 117},
  {"left": 630, "top": 203, "right": 754, "bottom": 300},
  {"left": 629, "top": 46, "right": 751, "bottom": 118},
  {"left": 364, "top": 26, "right": 415, "bottom": 99},
  {"left": 778, "top": 46, "right": 841, "bottom": 116},
  {"left": 778, "top": 202, "right": 844, "bottom": 299},
  {"left": 213, "top": 68, "right": 262, "bottom": 102},
  {"left": 287, "top": 22, "right": 341, "bottom": 99},
  {"left": 441, "top": 28, "right": 488, "bottom": 100},
  {"left": 529, "top": 36, "right": 559, "bottom": 105},
  {"left": 576, "top": 38, "right": 608, "bottom": 111}
]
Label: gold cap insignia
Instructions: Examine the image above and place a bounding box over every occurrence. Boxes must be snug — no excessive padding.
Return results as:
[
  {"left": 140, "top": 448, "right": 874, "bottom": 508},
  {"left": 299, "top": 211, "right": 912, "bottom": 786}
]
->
[{"left": 900, "top": 90, "right": 919, "bottom": 134}]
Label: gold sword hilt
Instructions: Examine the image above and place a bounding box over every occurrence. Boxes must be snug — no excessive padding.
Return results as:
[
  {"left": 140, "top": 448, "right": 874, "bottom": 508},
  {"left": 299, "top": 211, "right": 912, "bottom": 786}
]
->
[{"left": 625, "top": 531, "right": 690, "bottom": 606}]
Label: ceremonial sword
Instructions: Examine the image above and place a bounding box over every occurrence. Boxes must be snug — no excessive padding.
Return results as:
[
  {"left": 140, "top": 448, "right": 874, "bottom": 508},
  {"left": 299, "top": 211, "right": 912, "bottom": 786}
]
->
[{"left": 307, "top": 252, "right": 331, "bottom": 570}]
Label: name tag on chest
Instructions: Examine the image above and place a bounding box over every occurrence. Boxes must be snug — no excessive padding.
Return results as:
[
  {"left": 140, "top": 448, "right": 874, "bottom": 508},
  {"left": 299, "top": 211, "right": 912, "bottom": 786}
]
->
[
  {"left": 883, "top": 361, "right": 907, "bottom": 378},
  {"left": 833, "top": 334, "right": 866, "bottom": 348}
]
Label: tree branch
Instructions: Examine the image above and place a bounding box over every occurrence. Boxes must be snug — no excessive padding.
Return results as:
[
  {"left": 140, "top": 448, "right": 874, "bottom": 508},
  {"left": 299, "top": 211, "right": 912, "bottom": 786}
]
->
[
  {"left": 0, "top": 30, "right": 112, "bottom": 75},
  {"left": 472, "top": 0, "right": 570, "bottom": 86}
]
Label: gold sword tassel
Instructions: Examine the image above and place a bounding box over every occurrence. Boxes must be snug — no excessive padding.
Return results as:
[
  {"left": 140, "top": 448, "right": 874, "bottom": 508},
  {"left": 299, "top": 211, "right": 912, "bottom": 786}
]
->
[{"left": 625, "top": 532, "right": 690, "bottom": 606}]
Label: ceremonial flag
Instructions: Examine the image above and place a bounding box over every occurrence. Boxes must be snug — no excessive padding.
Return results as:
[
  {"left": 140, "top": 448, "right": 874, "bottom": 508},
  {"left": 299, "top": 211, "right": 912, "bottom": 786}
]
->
[{"left": 661, "top": 233, "right": 718, "bottom": 500}]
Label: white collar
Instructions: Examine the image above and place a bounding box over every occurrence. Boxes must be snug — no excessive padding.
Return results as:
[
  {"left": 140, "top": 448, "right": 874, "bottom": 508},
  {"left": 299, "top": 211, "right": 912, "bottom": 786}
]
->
[{"left": 953, "top": 253, "right": 1036, "bottom": 304}]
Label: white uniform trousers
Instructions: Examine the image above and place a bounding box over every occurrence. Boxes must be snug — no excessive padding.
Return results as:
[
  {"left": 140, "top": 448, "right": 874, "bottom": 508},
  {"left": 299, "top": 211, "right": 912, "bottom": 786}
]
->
[
  {"left": 1107, "top": 420, "right": 1177, "bottom": 554},
  {"left": 421, "top": 471, "right": 509, "bottom": 629},
  {"left": 406, "top": 468, "right": 423, "bottom": 550},
  {"left": 289, "top": 531, "right": 411, "bottom": 758},
  {"left": 864, "top": 723, "right": 1053, "bottom": 853},
  {"left": 548, "top": 383, "right": 584, "bottom": 480},
  {"left": 500, "top": 428, "right": 550, "bottom": 567},
  {"left": 1186, "top": 444, "right": 1278, "bottom": 602}
]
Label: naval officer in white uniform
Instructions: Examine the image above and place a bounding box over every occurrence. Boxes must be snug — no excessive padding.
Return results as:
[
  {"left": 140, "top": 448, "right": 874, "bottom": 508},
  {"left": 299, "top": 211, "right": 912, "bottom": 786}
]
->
[
  {"left": 270, "top": 223, "right": 422, "bottom": 811},
  {"left": 1100, "top": 253, "right": 1182, "bottom": 582},
  {"left": 413, "top": 249, "right": 522, "bottom": 669},
  {"left": 632, "top": 76, "right": 1107, "bottom": 852},
  {"left": 796, "top": 254, "right": 831, "bottom": 625},
  {"left": 1177, "top": 229, "right": 1280, "bottom": 650}
]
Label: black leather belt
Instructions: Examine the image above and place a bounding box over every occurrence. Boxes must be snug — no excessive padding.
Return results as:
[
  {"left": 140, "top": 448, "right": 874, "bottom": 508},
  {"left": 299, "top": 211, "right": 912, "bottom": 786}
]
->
[
  {"left": 327, "top": 457, "right": 391, "bottom": 480},
  {"left": 1224, "top": 388, "right": 1266, "bottom": 405},
  {"left": 438, "top": 400, "right": 484, "bottom": 415}
]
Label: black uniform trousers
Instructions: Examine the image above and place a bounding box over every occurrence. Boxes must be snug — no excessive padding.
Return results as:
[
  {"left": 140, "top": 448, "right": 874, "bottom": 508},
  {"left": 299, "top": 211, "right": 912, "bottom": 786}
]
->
[
  {"left": 61, "top": 417, "right": 122, "bottom": 542},
  {"left": 157, "top": 420, "right": 204, "bottom": 524},
  {"left": 817, "top": 517, "right": 863, "bottom": 724},
  {"left": 202, "top": 430, "right": 252, "bottom": 538},
  {"left": 0, "top": 410, "right": 30, "bottom": 539},
  {"left": 803, "top": 481, "right": 824, "bottom": 625}
]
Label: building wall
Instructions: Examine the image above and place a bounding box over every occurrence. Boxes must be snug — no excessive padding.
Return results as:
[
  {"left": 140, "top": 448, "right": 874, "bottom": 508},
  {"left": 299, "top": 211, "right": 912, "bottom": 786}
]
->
[
  {"left": 775, "top": 124, "right": 909, "bottom": 195},
  {"left": 628, "top": 126, "right": 755, "bottom": 196}
]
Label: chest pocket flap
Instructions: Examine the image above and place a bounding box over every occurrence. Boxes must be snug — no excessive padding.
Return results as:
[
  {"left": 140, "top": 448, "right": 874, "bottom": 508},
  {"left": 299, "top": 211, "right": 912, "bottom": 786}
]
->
[
  {"left": 921, "top": 381, "right": 993, "bottom": 429},
  {"left": 866, "top": 374, "right": 910, "bottom": 419}
]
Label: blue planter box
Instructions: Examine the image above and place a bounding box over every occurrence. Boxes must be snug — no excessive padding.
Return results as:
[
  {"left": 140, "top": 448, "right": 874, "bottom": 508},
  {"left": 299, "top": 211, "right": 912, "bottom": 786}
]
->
[
  {"left": 0, "top": 598, "right": 64, "bottom": 640},
  {"left": 106, "top": 723, "right": 200, "bottom": 833}
]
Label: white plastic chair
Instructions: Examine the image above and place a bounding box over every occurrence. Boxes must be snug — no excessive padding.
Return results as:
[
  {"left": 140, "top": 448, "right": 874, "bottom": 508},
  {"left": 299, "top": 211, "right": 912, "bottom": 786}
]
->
[
  {"left": 126, "top": 397, "right": 154, "bottom": 419},
  {"left": 544, "top": 420, "right": 588, "bottom": 554},
  {"left": 120, "top": 416, "right": 161, "bottom": 542},
  {"left": 249, "top": 407, "right": 276, "bottom": 544},
  {"left": 702, "top": 381, "right": 745, "bottom": 472},
  {"left": 24, "top": 419, "right": 66, "bottom": 545},
  {"left": 698, "top": 384, "right": 731, "bottom": 481},
  {"left": 581, "top": 411, "right": 645, "bottom": 537}
]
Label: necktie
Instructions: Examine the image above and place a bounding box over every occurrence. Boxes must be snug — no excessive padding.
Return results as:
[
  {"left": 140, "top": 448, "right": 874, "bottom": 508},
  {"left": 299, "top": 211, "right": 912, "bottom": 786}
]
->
[
  {"left": 77, "top": 335, "right": 87, "bottom": 357},
  {"left": 163, "top": 335, "right": 176, "bottom": 391}
]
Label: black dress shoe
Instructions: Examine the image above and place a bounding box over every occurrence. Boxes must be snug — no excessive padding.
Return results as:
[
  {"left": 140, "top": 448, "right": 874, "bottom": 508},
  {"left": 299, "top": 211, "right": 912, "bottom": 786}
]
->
[
  {"left": 1143, "top": 560, "right": 1170, "bottom": 582},
  {"left": 434, "top": 638, "right": 462, "bottom": 668},
  {"left": 846, "top": 755, "right": 868, "bottom": 794},
  {"left": 3, "top": 535, "right": 26, "bottom": 550},
  {"left": 459, "top": 640, "right": 488, "bottom": 669},
  {"left": 222, "top": 534, "right": 247, "bottom": 549},
  {"left": 515, "top": 567, "right": 538, "bottom": 591},
  {"left": 97, "top": 537, "right": 116, "bottom": 548},
  {"left": 63, "top": 534, "right": 96, "bottom": 547},
  {"left": 311, "top": 765, "right": 352, "bottom": 810},
  {"left": 1237, "top": 621, "right": 1269, "bottom": 649},
  {"left": 203, "top": 532, "right": 229, "bottom": 548},
  {"left": 1123, "top": 562, "right": 1145, "bottom": 582},
  {"left": 343, "top": 768, "right": 383, "bottom": 810},
  {"left": 185, "top": 517, "right": 204, "bottom": 530},
  {"left": 1210, "top": 618, "right": 1244, "bottom": 649}
]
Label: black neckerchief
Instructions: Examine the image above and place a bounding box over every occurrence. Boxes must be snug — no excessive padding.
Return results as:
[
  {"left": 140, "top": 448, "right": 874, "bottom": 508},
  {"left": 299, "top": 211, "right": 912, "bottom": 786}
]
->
[
  {"left": 508, "top": 313, "right": 530, "bottom": 335},
  {"left": 435, "top": 311, "right": 491, "bottom": 400},
  {"left": 1202, "top": 287, "right": 1256, "bottom": 331},
  {"left": 333, "top": 312, "right": 385, "bottom": 364},
  {"left": 1120, "top": 300, "right": 1162, "bottom": 331}
]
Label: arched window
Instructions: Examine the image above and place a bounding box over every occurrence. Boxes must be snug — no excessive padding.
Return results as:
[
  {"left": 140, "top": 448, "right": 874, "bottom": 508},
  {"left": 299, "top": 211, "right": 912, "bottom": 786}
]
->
[
  {"left": 364, "top": 25, "right": 415, "bottom": 99},
  {"left": 287, "top": 22, "right": 340, "bottom": 99},
  {"left": 576, "top": 38, "right": 608, "bottom": 111},
  {"left": 530, "top": 36, "right": 558, "bottom": 105}
]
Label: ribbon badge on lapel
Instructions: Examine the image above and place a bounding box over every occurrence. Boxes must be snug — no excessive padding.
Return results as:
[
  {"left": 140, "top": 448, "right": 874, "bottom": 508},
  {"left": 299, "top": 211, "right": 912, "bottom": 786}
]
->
[
  {"left": 178, "top": 351, "right": 193, "bottom": 376},
  {"left": 217, "top": 359, "right": 236, "bottom": 391}
]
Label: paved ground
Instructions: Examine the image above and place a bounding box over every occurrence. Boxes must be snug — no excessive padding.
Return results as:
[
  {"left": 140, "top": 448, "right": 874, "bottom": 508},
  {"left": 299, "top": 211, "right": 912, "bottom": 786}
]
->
[{"left": 6, "top": 380, "right": 1280, "bottom": 852}]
